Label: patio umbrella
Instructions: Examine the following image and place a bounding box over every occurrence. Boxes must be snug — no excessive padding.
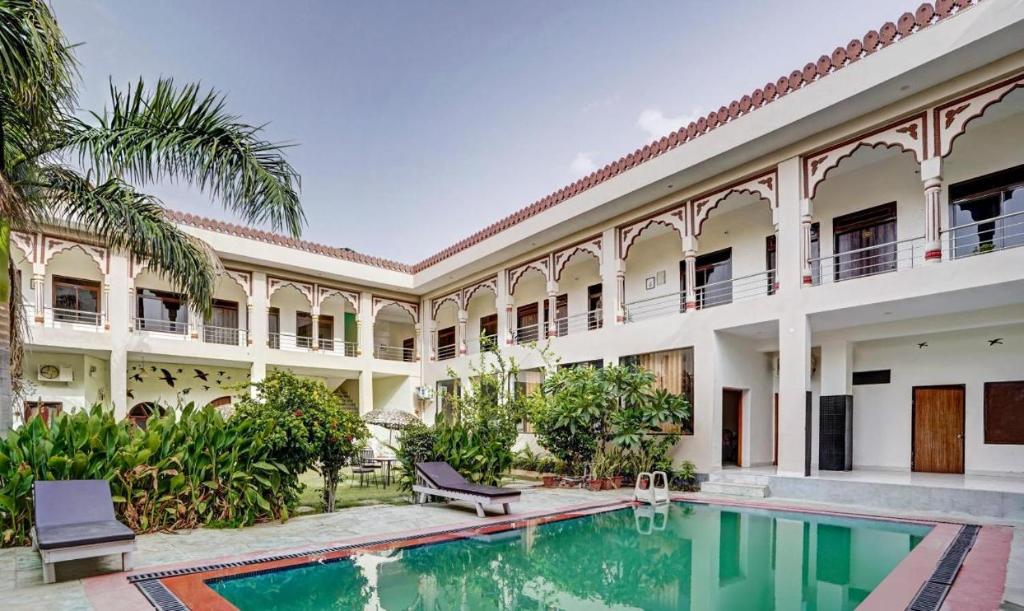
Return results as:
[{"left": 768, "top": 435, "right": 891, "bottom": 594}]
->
[{"left": 361, "top": 409, "right": 422, "bottom": 445}]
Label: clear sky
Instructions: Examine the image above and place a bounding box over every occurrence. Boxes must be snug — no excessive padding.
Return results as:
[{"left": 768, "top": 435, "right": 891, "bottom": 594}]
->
[{"left": 54, "top": 0, "right": 904, "bottom": 264}]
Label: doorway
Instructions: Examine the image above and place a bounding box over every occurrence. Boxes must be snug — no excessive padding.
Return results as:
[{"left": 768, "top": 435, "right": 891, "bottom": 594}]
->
[
  {"left": 722, "top": 389, "right": 743, "bottom": 466},
  {"left": 912, "top": 385, "right": 965, "bottom": 474}
]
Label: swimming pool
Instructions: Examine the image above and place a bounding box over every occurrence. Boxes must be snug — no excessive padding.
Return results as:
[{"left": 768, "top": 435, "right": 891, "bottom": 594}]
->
[{"left": 196, "top": 502, "right": 931, "bottom": 610}]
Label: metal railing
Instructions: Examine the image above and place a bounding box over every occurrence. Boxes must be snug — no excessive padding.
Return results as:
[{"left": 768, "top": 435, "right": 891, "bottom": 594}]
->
[
  {"left": 551, "top": 308, "right": 603, "bottom": 337},
  {"left": 466, "top": 334, "right": 499, "bottom": 354},
  {"left": 809, "top": 236, "right": 924, "bottom": 286},
  {"left": 624, "top": 290, "right": 685, "bottom": 322},
  {"left": 134, "top": 317, "right": 188, "bottom": 335},
  {"left": 319, "top": 339, "right": 359, "bottom": 357},
  {"left": 268, "top": 332, "right": 312, "bottom": 350},
  {"left": 201, "top": 325, "right": 246, "bottom": 346},
  {"left": 512, "top": 323, "right": 540, "bottom": 344},
  {"left": 943, "top": 210, "right": 1024, "bottom": 260},
  {"left": 436, "top": 343, "right": 458, "bottom": 360},
  {"left": 695, "top": 269, "right": 774, "bottom": 310},
  {"left": 375, "top": 344, "right": 416, "bottom": 362},
  {"left": 40, "top": 306, "right": 104, "bottom": 328}
]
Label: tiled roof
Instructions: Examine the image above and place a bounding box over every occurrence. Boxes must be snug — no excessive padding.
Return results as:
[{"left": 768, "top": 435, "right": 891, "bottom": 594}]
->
[
  {"left": 170, "top": 0, "right": 981, "bottom": 275},
  {"left": 166, "top": 211, "right": 412, "bottom": 273}
]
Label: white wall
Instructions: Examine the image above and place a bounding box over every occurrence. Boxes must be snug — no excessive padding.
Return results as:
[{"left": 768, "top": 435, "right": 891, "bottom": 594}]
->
[
  {"left": 127, "top": 361, "right": 250, "bottom": 410},
  {"left": 465, "top": 290, "right": 497, "bottom": 341},
  {"left": 715, "top": 332, "right": 775, "bottom": 467},
  {"left": 556, "top": 253, "right": 601, "bottom": 320},
  {"left": 20, "top": 351, "right": 98, "bottom": 416},
  {"left": 269, "top": 285, "right": 313, "bottom": 338},
  {"left": 851, "top": 324, "right": 1024, "bottom": 474},
  {"left": 698, "top": 197, "right": 775, "bottom": 282},
  {"left": 624, "top": 228, "right": 682, "bottom": 306}
]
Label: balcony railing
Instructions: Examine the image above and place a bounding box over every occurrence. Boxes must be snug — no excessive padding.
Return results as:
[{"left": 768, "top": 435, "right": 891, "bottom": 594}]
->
[
  {"left": 375, "top": 344, "right": 416, "bottom": 362},
  {"left": 466, "top": 334, "right": 498, "bottom": 354},
  {"left": 512, "top": 323, "right": 540, "bottom": 344},
  {"left": 201, "top": 325, "right": 247, "bottom": 346},
  {"left": 943, "top": 210, "right": 1024, "bottom": 260},
  {"left": 809, "top": 236, "right": 924, "bottom": 286},
  {"left": 436, "top": 343, "right": 457, "bottom": 361},
  {"left": 28, "top": 306, "right": 105, "bottom": 330},
  {"left": 134, "top": 317, "right": 188, "bottom": 335},
  {"left": 318, "top": 339, "right": 358, "bottom": 357},
  {"left": 268, "top": 332, "right": 311, "bottom": 350},
  {"left": 551, "top": 308, "right": 603, "bottom": 337},
  {"left": 624, "top": 270, "right": 775, "bottom": 322}
]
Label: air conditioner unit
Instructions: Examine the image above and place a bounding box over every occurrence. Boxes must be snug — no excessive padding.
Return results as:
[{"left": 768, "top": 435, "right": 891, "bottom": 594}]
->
[
  {"left": 415, "top": 385, "right": 434, "bottom": 401},
  {"left": 38, "top": 364, "right": 74, "bottom": 384}
]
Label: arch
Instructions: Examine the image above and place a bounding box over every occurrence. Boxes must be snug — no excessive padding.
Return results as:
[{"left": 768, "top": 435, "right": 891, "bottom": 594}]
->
[
  {"left": 461, "top": 277, "right": 497, "bottom": 305},
  {"left": 220, "top": 269, "right": 252, "bottom": 300},
  {"left": 430, "top": 293, "right": 462, "bottom": 320},
  {"left": 620, "top": 215, "right": 685, "bottom": 261},
  {"left": 42, "top": 239, "right": 107, "bottom": 276},
  {"left": 268, "top": 277, "right": 314, "bottom": 307},
  {"left": 127, "top": 402, "right": 166, "bottom": 430},
  {"left": 318, "top": 286, "right": 359, "bottom": 313},
  {"left": 804, "top": 114, "right": 926, "bottom": 199},
  {"left": 372, "top": 297, "right": 419, "bottom": 324},
  {"left": 936, "top": 73, "right": 1024, "bottom": 158},
  {"left": 553, "top": 239, "right": 602, "bottom": 281},
  {"left": 507, "top": 259, "right": 550, "bottom": 295},
  {"left": 9, "top": 231, "right": 35, "bottom": 264},
  {"left": 692, "top": 171, "right": 778, "bottom": 236}
]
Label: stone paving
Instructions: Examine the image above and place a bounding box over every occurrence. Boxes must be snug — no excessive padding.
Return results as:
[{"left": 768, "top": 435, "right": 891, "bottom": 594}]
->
[{"left": 1, "top": 487, "right": 1021, "bottom": 609}]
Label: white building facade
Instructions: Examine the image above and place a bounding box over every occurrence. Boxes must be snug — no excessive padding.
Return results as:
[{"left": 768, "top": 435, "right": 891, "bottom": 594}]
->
[{"left": 13, "top": 0, "right": 1024, "bottom": 478}]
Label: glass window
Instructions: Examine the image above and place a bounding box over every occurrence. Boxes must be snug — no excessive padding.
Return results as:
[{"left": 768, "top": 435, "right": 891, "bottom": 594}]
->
[
  {"left": 619, "top": 348, "right": 694, "bottom": 435},
  {"left": 268, "top": 307, "right": 280, "bottom": 348},
  {"left": 204, "top": 299, "right": 239, "bottom": 344},
  {"left": 318, "top": 315, "right": 334, "bottom": 350},
  {"left": 52, "top": 276, "right": 100, "bottom": 323},
  {"left": 832, "top": 202, "right": 897, "bottom": 281},
  {"left": 949, "top": 164, "right": 1024, "bottom": 257},
  {"left": 296, "top": 312, "right": 313, "bottom": 348},
  {"left": 136, "top": 288, "right": 187, "bottom": 333}
]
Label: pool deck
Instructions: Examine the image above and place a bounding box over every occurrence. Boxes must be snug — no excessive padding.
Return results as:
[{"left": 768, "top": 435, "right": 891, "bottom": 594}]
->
[{"left": 1, "top": 486, "right": 1020, "bottom": 610}]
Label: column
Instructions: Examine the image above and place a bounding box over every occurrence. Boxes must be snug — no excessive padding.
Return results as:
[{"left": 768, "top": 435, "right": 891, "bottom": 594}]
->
[
  {"left": 775, "top": 157, "right": 803, "bottom": 292},
  {"left": 495, "top": 271, "right": 511, "bottom": 346},
  {"left": 413, "top": 322, "right": 421, "bottom": 361},
  {"left": 311, "top": 306, "right": 320, "bottom": 351},
  {"left": 820, "top": 339, "right": 852, "bottom": 396},
  {"left": 245, "top": 303, "right": 254, "bottom": 345},
  {"left": 777, "top": 310, "right": 811, "bottom": 476},
  {"left": 31, "top": 272, "right": 44, "bottom": 323},
  {"left": 682, "top": 232, "right": 699, "bottom": 310},
  {"left": 102, "top": 279, "right": 111, "bottom": 330},
  {"left": 456, "top": 309, "right": 468, "bottom": 354},
  {"left": 545, "top": 280, "right": 559, "bottom": 337},
  {"left": 599, "top": 227, "right": 618, "bottom": 328},
  {"left": 358, "top": 369, "right": 374, "bottom": 416},
  {"left": 249, "top": 271, "right": 268, "bottom": 395},
  {"left": 107, "top": 253, "right": 131, "bottom": 418},
  {"left": 922, "top": 157, "right": 943, "bottom": 262},
  {"left": 428, "top": 321, "right": 437, "bottom": 361},
  {"left": 358, "top": 292, "right": 374, "bottom": 358},
  {"left": 800, "top": 199, "right": 814, "bottom": 286}
]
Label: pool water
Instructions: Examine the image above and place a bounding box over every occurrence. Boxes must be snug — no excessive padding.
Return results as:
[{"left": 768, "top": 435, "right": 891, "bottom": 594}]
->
[{"left": 209, "top": 502, "right": 930, "bottom": 610}]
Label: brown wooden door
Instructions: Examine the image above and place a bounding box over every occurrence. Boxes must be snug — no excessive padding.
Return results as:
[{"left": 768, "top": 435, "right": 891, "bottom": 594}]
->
[{"left": 912, "top": 386, "right": 965, "bottom": 474}]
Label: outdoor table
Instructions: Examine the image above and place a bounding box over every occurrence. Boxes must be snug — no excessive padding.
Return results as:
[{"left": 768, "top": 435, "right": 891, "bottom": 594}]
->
[{"left": 374, "top": 457, "right": 399, "bottom": 487}]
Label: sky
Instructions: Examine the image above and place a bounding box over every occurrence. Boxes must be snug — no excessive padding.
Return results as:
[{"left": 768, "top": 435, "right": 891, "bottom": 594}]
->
[{"left": 54, "top": 0, "right": 904, "bottom": 264}]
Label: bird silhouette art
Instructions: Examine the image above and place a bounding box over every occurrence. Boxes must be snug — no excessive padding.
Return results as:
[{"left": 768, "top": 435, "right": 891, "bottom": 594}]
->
[
  {"left": 988, "top": 338, "right": 1004, "bottom": 346},
  {"left": 159, "top": 369, "right": 177, "bottom": 387},
  {"left": 131, "top": 372, "right": 144, "bottom": 382},
  {"left": 194, "top": 369, "right": 209, "bottom": 381},
  {"left": 917, "top": 342, "right": 928, "bottom": 349}
]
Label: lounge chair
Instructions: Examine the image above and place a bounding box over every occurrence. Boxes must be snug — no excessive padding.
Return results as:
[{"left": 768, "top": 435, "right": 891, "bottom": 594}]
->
[
  {"left": 413, "top": 461, "right": 521, "bottom": 518},
  {"left": 31, "top": 480, "right": 136, "bottom": 584}
]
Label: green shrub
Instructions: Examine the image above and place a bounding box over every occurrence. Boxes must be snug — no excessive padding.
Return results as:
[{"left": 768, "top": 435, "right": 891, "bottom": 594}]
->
[
  {"left": 0, "top": 404, "right": 292, "bottom": 547},
  {"left": 394, "top": 423, "right": 438, "bottom": 493}
]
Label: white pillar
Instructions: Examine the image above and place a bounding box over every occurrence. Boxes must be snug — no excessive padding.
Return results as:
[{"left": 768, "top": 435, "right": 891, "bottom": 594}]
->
[
  {"left": 599, "top": 228, "right": 617, "bottom": 328},
  {"left": 358, "top": 369, "right": 374, "bottom": 415},
  {"left": 31, "top": 273, "right": 44, "bottom": 323},
  {"left": 107, "top": 253, "right": 130, "bottom": 418},
  {"left": 456, "top": 309, "right": 468, "bottom": 355},
  {"left": 250, "top": 271, "right": 268, "bottom": 394},
  {"left": 495, "top": 271, "right": 511, "bottom": 346},
  {"left": 820, "top": 339, "right": 853, "bottom": 396},
  {"left": 101, "top": 279, "right": 111, "bottom": 330},
  {"left": 800, "top": 199, "right": 814, "bottom": 286},
  {"left": 358, "top": 292, "right": 374, "bottom": 358},
  {"left": 922, "top": 157, "right": 943, "bottom": 262},
  {"left": 682, "top": 235, "right": 697, "bottom": 311},
  {"left": 775, "top": 157, "right": 803, "bottom": 292},
  {"left": 777, "top": 310, "right": 811, "bottom": 476},
  {"left": 545, "top": 280, "right": 559, "bottom": 337}
]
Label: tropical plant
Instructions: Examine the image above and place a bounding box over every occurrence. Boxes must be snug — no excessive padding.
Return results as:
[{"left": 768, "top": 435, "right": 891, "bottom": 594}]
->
[
  {"left": 0, "top": 0, "right": 303, "bottom": 432},
  {"left": 393, "top": 422, "right": 438, "bottom": 493},
  {"left": 232, "top": 371, "right": 368, "bottom": 512},
  {"left": 0, "top": 404, "right": 293, "bottom": 547}
]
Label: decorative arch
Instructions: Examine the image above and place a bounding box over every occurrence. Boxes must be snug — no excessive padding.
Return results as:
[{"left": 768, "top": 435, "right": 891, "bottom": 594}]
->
[
  {"left": 461, "top": 277, "right": 497, "bottom": 305},
  {"left": 221, "top": 269, "right": 252, "bottom": 300},
  {"left": 693, "top": 170, "right": 778, "bottom": 236},
  {"left": 803, "top": 114, "right": 926, "bottom": 199},
  {"left": 553, "top": 237, "right": 602, "bottom": 281},
  {"left": 935, "top": 72, "right": 1024, "bottom": 158},
  {"left": 10, "top": 231, "right": 35, "bottom": 264},
  {"left": 430, "top": 292, "right": 462, "bottom": 320},
  {"left": 42, "top": 237, "right": 108, "bottom": 275},
  {"left": 619, "top": 208, "right": 687, "bottom": 260},
  {"left": 267, "top": 277, "right": 314, "bottom": 306},
  {"left": 127, "top": 402, "right": 166, "bottom": 429},
  {"left": 507, "top": 258, "right": 550, "bottom": 294},
  {"left": 372, "top": 297, "right": 419, "bottom": 324},
  {"left": 317, "top": 286, "right": 359, "bottom": 313}
]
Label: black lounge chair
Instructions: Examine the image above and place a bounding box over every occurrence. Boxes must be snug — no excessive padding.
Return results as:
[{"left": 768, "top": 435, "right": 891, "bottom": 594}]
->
[
  {"left": 413, "top": 461, "right": 521, "bottom": 517},
  {"left": 32, "top": 480, "right": 136, "bottom": 583}
]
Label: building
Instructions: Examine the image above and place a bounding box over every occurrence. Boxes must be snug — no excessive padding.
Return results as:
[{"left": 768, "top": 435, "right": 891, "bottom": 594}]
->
[{"left": 11, "top": 0, "right": 1024, "bottom": 482}]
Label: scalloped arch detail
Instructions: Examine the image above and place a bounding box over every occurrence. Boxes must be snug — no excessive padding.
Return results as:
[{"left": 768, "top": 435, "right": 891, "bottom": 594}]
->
[
  {"left": 553, "top": 239, "right": 602, "bottom": 281},
  {"left": 430, "top": 293, "right": 462, "bottom": 320},
  {"left": 318, "top": 286, "right": 359, "bottom": 312},
  {"left": 462, "top": 278, "right": 498, "bottom": 305},
  {"left": 936, "top": 72, "right": 1024, "bottom": 158},
  {"left": 267, "top": 278, "right": 314, "bottom": 306},
  {"left": 619, "top": 213, "right": 686, "bottom": 261},
  {"left": 693, "top": 170, "right": 778, "bottom": 236},
  {"left": 43, "top": 238, "right": 108, "bottom": 275},
  {"left": 507, "top": 259, "right": 550, "bottom": 295},
  {"left": 373, "top": 297, "right": 420, "bottom": 324}
]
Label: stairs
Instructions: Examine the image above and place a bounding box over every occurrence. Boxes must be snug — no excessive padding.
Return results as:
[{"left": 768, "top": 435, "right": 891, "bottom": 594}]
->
[
  {"left": 700, "top": 471, "right": 771, "bottom": 498},
  {"left": 334, "top": 387, "right": 358, "bottom": 413}
]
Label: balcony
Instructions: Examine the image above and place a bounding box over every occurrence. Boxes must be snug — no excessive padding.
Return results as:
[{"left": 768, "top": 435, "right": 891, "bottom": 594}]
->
[
  {"left": 466, "top": 334, "right": 498, "bottom": 354},
  {"left": 28, "top": 306, "right": 106, "bottom": 331},
  {"left": 551, "top": 308, "right": 603, "bottom": 337},
  {"left": 375, "top": 344, "right": 415, "bottom": 362},
  {"left": 201, "top": 324, "right": 248, "bottom": 347},
  {"left": 809, "top": 236, "right": 923, "bottom": 286},
  {"left": 134, "top": 317, "right": 188, "bottom": 336},
  {"left": 512, "top": 323, "right": 541, "bottom": 345},
  {"left": 624, "top": 270, "right": 775, "bottom": 323},
  {"left": 436, "top": 343, "right": 457, "bottom": 361},
  {"left": 943, "top": 210, "right": 1024, "bottom": 260}
]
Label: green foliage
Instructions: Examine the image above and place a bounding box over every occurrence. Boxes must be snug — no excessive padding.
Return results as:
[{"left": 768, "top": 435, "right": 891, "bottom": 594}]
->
[
  {"left": 394, "top": 423, "right": 438, "bottom": 493},
  {"left": 0, "top": 404, "right": 292, "bottom": 547},
  {"left": 232, "top": 370, "right": 368, "bottom": 512},
  {"left": 529, "top": 364, "right": 690, "bottom": 476}
]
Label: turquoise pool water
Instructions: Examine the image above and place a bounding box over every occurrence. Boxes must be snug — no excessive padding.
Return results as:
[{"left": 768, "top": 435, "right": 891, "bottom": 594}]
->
[{"left": 208, "top": 502, "right": 930, "bottom": 610}]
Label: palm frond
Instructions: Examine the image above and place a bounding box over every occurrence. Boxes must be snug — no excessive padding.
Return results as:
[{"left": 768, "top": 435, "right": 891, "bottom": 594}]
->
[
  {"left": 64, "top": 78, "right": 304, "bottom": 237},
  {"left": 40, "top": 166, "right": 220, "bottom": 310}
]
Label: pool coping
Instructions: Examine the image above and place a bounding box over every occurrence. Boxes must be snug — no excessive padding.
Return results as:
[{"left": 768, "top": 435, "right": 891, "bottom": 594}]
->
[{"left": 113, "top": 494, "right": 1011, "bottom": 611}]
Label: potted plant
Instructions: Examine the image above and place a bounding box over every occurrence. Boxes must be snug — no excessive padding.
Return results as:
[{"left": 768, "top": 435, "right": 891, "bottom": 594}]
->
[
  {"left": 589, "top": 449, "right": 610, "bottom": 491},
  {"left": 604, "top": 447, "right": 624, "bottom": 490},
  {"left": 538, "top": 456, "right": 559, "bottom": 487}
]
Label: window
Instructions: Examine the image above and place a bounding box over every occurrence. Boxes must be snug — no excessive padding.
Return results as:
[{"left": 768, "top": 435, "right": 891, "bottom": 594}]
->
[
  {"left": 437, "top": 325, "right": 456, "bottom": 360},
  {"left": 587, "top": 284, "right": 603, "bottom": 330},
  {"left": 204, "top": 299, "right": 239, "bottom": 344},
  {"left": 765, "top": 235, "right": 777, "bottom": 295},
  {"left": 436, "top": 379, "right": 460, "bottom": 423},
  {"left": 949, "top": 164, "right": 1024, "bottom": 258},
  {"left": 832, "top": 202, "right": 897, "bottom": 281},
  {"left": 515, "top": 369, "right": 544, "bottom": 433},
  {"left": 402, "top": 337, "right": 415, "bottom": 362},
  {"left": 52, "top": 276, "right": 100, "bottom": 324},
  {"left": 136, "top": 288, "right": 187, "bottom": 334},
  {"left": 516, "top": 303, "right": 539, "bottom": 343},
  {"left": 268, "top": 307, "right": 280, "bottom": 348},
  {"left": 984, "top": 381, "right": 1024, "bottom": 444},
  {"left": 23, "top": 401, "right": 61, "bottom": 425},
  {"left": 620, "top": 347, "right": 695, "bottom": 434},
  {"left": 318, "top": 315, "right": 335, "bottom": 351},
  {"left": 479, "top": 314, "right": 498, "bottom": 351},
  {"left": 296, "top": 312, "right": 313, "bottom": 348},
  {"left": 552, "top": 294, "right": 568, "bottom": 336},
  {"left": 810, "top": 222, "right": 821, "bottom": 285},
  {"left": 679, "top": 248, "right": 733, "bottom": 309}
]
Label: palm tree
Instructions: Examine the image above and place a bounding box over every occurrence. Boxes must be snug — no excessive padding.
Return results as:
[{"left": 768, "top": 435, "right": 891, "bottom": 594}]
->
[{"left": 0, "top": 0, "right": 303, "bottom": 432}]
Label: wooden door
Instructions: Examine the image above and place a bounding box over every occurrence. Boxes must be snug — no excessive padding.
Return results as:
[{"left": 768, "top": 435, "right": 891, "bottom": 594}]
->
[{"left": 912, "top": 386, "right": 965, "bottom": 474}]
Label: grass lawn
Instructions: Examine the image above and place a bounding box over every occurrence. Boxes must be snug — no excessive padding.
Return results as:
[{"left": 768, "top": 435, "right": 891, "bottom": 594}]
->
[{"left": 297, "top": 467, "right": 411, "bottom": 513}]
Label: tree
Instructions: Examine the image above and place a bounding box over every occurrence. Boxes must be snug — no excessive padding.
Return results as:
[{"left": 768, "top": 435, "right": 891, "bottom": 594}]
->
[{"left": 0, "top": 0, "right": 303, "bottom": 432}]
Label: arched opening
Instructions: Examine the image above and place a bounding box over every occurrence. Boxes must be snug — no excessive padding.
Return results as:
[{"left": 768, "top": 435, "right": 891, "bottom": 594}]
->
[
  {"left": 319, "top": 293, "right": 358, "bottom": 355},
  {"left": 134, "top": 268, "right": 189, "bottom": 335},
  {"left": 268, "top": 283, "right": 313, "bottom": 350},
  {"left": 203, "top": 274, "right": 248, "bottom": 345},
  {"left": 621, "top": 221, "right": 683, "bottom": 322},
  {"left": 432, "top": 299, "right": 459, "bottom": 360},
  {"left": 46, "top": 246, "right": 104, "bottom": 327},
  {"left": 10, "top": 238, "right": 33, "bottom": 319},
  {"left": 509, "top": 267, "right": 546, "bottom": 344},
  {"left": 695, "top": 191, "right": 774, "bottom": 307},
  {"left": 128, "top": 402, "right": 166, "bottom": 430},
  {"left": 374, "top": 303, "right": 416, "bottom": 361},
  {"left": 465, "top": 286, "right": 498, "bottom": 353},
  {"left": 943, "top": 86, "right": 1024, "bottom": 259},
  {"left": 810, "top": 145, "right": 920, "bottom": 284},
  {"left": 553, "top": 249, "right": 602, "bottom": 335}
]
